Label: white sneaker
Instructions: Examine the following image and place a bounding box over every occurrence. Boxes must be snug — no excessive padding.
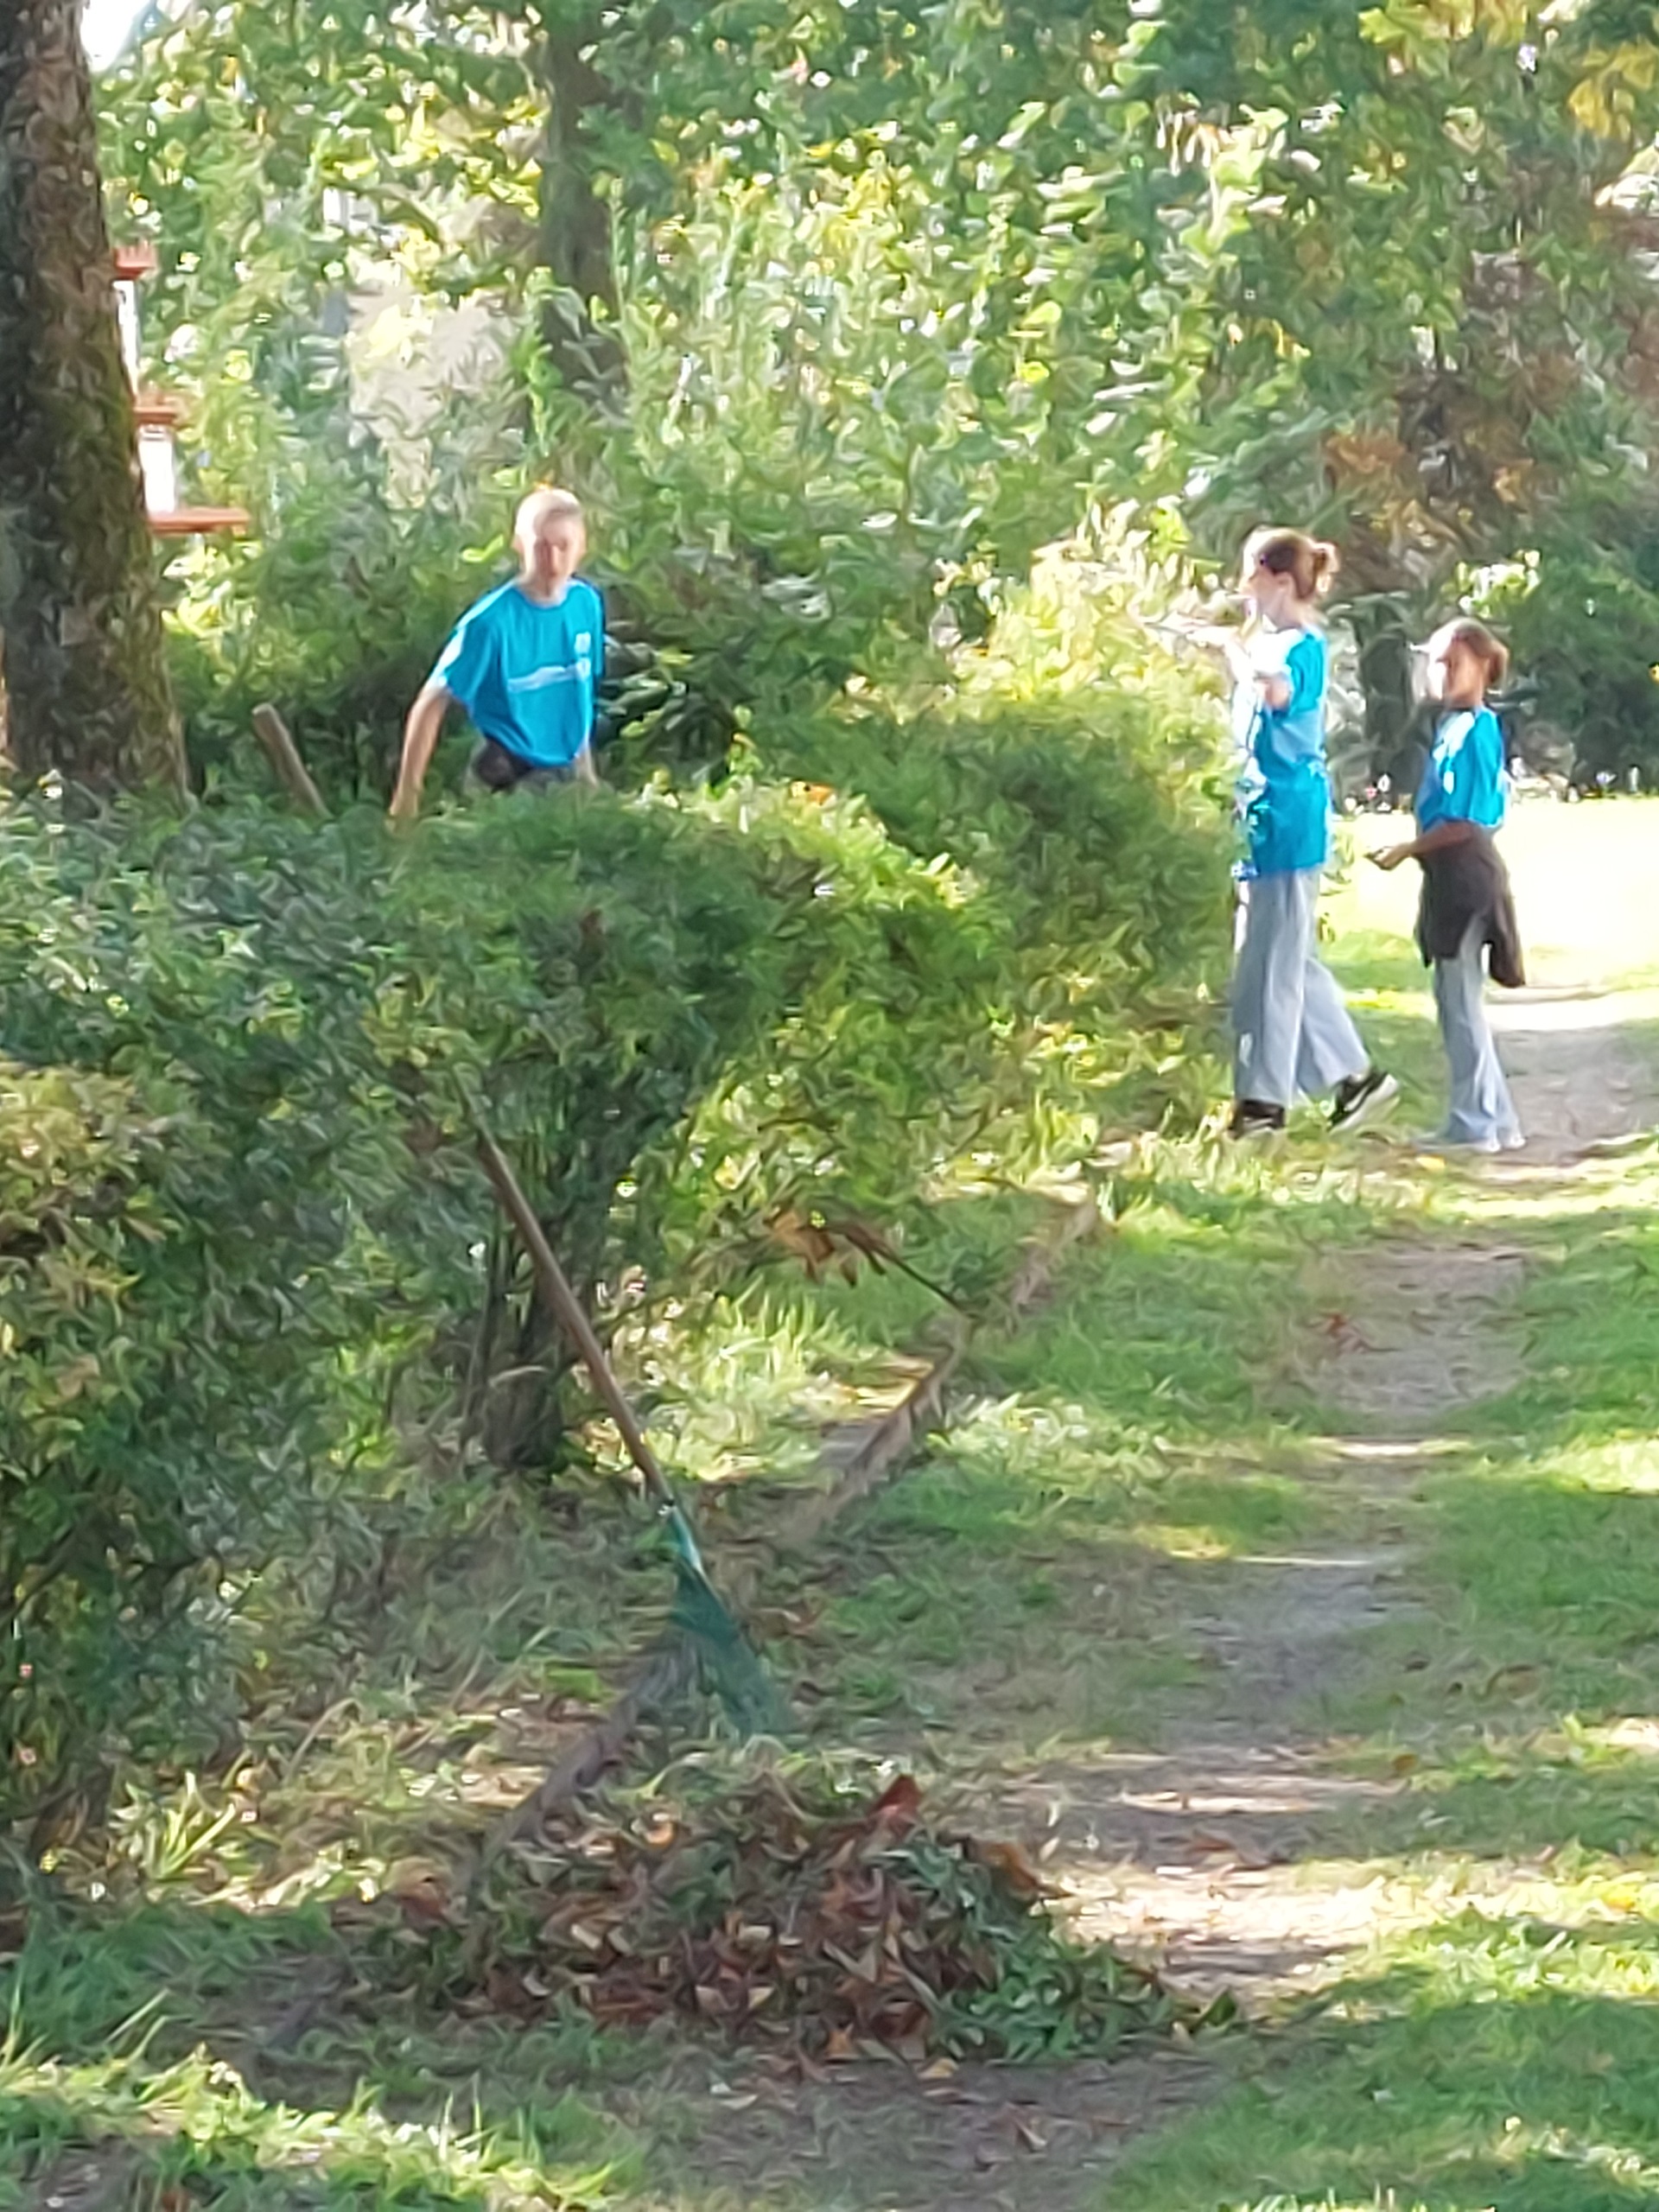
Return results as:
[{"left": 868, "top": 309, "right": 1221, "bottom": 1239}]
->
[{"left": 1414, "top": 1129, "right": 1504, "bottom": 1155}]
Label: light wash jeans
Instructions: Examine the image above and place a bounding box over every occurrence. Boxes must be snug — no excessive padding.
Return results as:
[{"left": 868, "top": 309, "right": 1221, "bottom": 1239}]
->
[
  {"left": 1433, "top": 918, "right": 1522, "bottom": 1146},
  {"left": 1232, "top": 868, "right": 1370, "bottom": 1108}
]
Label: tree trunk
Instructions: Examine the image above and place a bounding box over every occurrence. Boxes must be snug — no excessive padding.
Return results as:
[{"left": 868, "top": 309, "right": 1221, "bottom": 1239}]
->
[
  {"left": 1354, "top": 618, "right": 1419, "bottom": 790},
  {"left": 0, "top": 0, "right": 184, "bottom": 795},
  {"left": 536, "top": 10, "right": 629, "bottom": 413}
]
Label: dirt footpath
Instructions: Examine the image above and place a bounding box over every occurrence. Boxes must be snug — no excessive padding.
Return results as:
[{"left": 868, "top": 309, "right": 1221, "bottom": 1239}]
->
[{"left": 1035, "top": 986, "right": 1654, "bottom": 2016}]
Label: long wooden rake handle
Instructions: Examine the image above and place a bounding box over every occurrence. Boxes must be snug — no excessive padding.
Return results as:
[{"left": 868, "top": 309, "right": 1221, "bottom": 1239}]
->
[{"left": 474, "top": 1126, "right": 675, "bottom": 1516}]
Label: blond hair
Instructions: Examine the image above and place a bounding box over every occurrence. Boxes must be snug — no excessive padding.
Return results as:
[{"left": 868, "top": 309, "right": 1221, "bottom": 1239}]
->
[
  {"left": 1243, "top": 527, "right": 1340, "bottom": 604},
  {"left": 513, "top": 486, "right": 584, "bottom": 547}
]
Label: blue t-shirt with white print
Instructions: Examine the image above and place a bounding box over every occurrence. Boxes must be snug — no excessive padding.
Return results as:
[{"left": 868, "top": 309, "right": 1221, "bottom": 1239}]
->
[
  {"left": 431, "top": 578, "right": 603, "bottom": 768},
  {"left": 1415, "top": 704, "right": 1506, "bottom": 833},
  {"left": 1236, "top": 627, "right": 1332, "bottom": 879}
]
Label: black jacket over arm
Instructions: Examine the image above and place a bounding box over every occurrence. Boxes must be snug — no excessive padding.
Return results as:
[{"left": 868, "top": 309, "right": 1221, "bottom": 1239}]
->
[{"left": 1416, "top": 829, "right": 1525, "bottom": 988}]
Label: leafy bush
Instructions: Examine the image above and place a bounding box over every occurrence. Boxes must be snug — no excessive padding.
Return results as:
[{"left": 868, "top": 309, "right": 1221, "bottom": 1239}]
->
[
  {"left": 0, "top": 794, "right": 792, "bottom": 1817},
  {"left": 1470, "top": 531, "right": 1659, "bottom": 781}
]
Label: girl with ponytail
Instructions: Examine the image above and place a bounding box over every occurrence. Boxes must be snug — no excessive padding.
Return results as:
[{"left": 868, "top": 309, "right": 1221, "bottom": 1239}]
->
[{"left": 1225, "top": 529, "right": 1395, "bottom": 1137}]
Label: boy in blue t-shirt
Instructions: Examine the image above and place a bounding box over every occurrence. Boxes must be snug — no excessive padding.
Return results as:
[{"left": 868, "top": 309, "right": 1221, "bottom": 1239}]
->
[
  {"left": 1372, "top": 619, "right": 1524, "bottom": 1153},
  {"left": 390, "top": 486, "right": 603, "bottom": 819}
]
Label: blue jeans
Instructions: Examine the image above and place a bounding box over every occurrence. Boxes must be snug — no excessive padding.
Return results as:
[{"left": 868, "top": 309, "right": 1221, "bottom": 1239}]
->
[
  {"left": 1232, "top": 869, "right": 1370, "bottom": 1107},
  {"left": 1433, "top": 920, "right": 1522, "bottom": 1145}
]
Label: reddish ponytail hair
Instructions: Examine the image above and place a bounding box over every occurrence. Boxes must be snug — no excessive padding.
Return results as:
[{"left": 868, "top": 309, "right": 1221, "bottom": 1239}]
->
[{"left": 1243, "top": 528, "right": 1340, "bottom": 603}]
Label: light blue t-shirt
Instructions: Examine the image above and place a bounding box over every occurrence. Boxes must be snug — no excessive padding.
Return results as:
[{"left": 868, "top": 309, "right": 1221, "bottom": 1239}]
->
[
  {"left": 1236, "top": 627, "right": 1332, "bottom": 879},
  {"left": 432, "top": 578, "right": 603, "bottom": 768},
  {"left": 1415, "top": 705, "right": 1506, "bottom": 833}
]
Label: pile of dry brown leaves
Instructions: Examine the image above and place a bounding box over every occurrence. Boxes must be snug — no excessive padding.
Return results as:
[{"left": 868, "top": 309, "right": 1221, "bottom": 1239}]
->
[{"left": 353, "top": 1761, "right": 1212, "bottom": 2064}]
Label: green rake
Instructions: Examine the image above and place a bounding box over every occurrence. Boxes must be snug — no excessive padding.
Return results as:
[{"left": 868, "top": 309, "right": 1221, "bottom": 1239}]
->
[{"left": 474, "top": 1122, "right": 789, "bottom": 1738}]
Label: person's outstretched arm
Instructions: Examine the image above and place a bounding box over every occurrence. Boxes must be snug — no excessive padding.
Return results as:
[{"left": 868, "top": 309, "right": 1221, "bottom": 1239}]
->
[
  {"left": 391, "top": 682, "right": 452, "bottom": 820},
  {"left": 1370, "top": 817, "right": 1480, "bottom": 871}
]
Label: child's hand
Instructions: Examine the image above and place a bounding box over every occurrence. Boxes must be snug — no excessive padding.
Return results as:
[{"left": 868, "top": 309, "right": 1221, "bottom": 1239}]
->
[
  {"left": 1170, "top": 622, "right": 1248, "bottom": 678},
  {"left": 1257, "top": 671, "right": 1291, "bottom": 710},
  {"left": 1370, "top": 844, "right": 1413, "bottom": 872}
]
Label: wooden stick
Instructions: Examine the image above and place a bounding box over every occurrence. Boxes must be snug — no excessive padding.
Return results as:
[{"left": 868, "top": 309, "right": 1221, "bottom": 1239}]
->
[
  {"left": 774, "top": 1196, "right": 1096, "bottom": 1552},
  {"left": 774, "top": 1324, "right": 967, "bottom": 1553},
  {"left": 474, "top": 1127, "right": 677, "bottom": 1516},
  {"left": 251, "top": 702, "right": 327, "bottom": 818},
  {"left": 484, "top": 1637, "right": 699, "bottom": 1860}
]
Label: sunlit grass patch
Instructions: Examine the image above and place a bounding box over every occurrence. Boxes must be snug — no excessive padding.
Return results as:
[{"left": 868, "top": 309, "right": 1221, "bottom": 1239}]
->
[
  {"left": 984, "top": 1184, "right": 1400, "bottom": 1422},
  {"left": 626, "top": 1283, "right": 938, "bottom": 1495},
  {"left": 1326, "top": 1121, "right": 1659, "bottom": 1745},
  {"left": 800, "top": 1194, "right": 1344, "bottom": 1743},
  {"left": 1113, "top": 1891, "right": 1659, "bottom": 2211},
  {"left": 725, "top": 1111, "right": 1422, "bottom": 1744},
  {"left": 1457, "top": 1181, "right": 1659, "bottom": 1453},
  {"left": 1531, "top": 1440, "right": 1659, "bottom": 1495},
  {"left": 1349, "top": 1714, "right": 1659, "bottom": 1867},
  {"left": 1389, "top": 1902, "right": 1659, "bottom": 2002},
  {"left": 1327, "top": 1451, "right": 1659, "bottom": 1773},
  {"left": 0, "top": 2044, "right": 626, "bottom": 2209},
  {"left": 626, "top": 1188, "right": 1047, "bottom": 1498},
  {"left": 0, "top": 1896, "right": 643, "bottom": 2209},
  {"left": 837, "top": 1389, "right": 1319, "bottom": 1567}
]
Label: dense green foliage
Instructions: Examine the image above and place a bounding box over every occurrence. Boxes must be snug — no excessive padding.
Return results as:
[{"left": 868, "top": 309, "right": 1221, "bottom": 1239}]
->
[
  {"left": 95, "top": 0, "right": 1659, "bottom": 785},
  {"left": 0, "top": 792, "right": 780, "bottom": 1805}
]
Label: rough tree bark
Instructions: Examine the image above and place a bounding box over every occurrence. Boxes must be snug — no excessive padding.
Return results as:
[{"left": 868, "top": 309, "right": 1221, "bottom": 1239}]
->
[
  {"left": 0, "top": 0, "right": 184, "bottom": 794},
  {"left": 537, "top": 9, "right": 629, "bottom": 413}
]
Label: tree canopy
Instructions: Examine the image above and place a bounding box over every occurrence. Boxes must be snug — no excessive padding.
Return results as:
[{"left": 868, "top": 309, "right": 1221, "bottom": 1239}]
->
[{"left": 83, "top": 0, "right": 1659, "bottom": 781}]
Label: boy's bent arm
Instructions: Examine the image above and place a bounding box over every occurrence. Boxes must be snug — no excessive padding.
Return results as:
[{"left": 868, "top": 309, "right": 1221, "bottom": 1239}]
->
[{"left": 390, "top": 681, "right": 452, "bottom": 820}]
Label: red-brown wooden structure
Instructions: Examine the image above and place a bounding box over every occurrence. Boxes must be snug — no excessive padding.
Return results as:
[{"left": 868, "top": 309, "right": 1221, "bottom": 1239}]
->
[{"left": 113, "top": 242, "right": 250, "bottom": 537}]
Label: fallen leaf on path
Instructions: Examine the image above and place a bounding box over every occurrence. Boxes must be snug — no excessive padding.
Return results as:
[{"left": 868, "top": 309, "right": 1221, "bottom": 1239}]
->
[
  {"left": 967, "top": 1839, "right": 1046, "bottom": 1897},
  {"left": 1005, "top": 2107, "right": 1049, "bottom": 2152}
]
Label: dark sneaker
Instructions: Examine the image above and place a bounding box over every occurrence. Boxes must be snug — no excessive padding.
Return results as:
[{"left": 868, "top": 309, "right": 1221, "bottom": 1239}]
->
[
  {"left": 1229, "top": 1098, "right": 1287, "bottom": 1139},
  {"left": 1330, "top": 1069, "right": 1399, "bottom": 1132}
]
